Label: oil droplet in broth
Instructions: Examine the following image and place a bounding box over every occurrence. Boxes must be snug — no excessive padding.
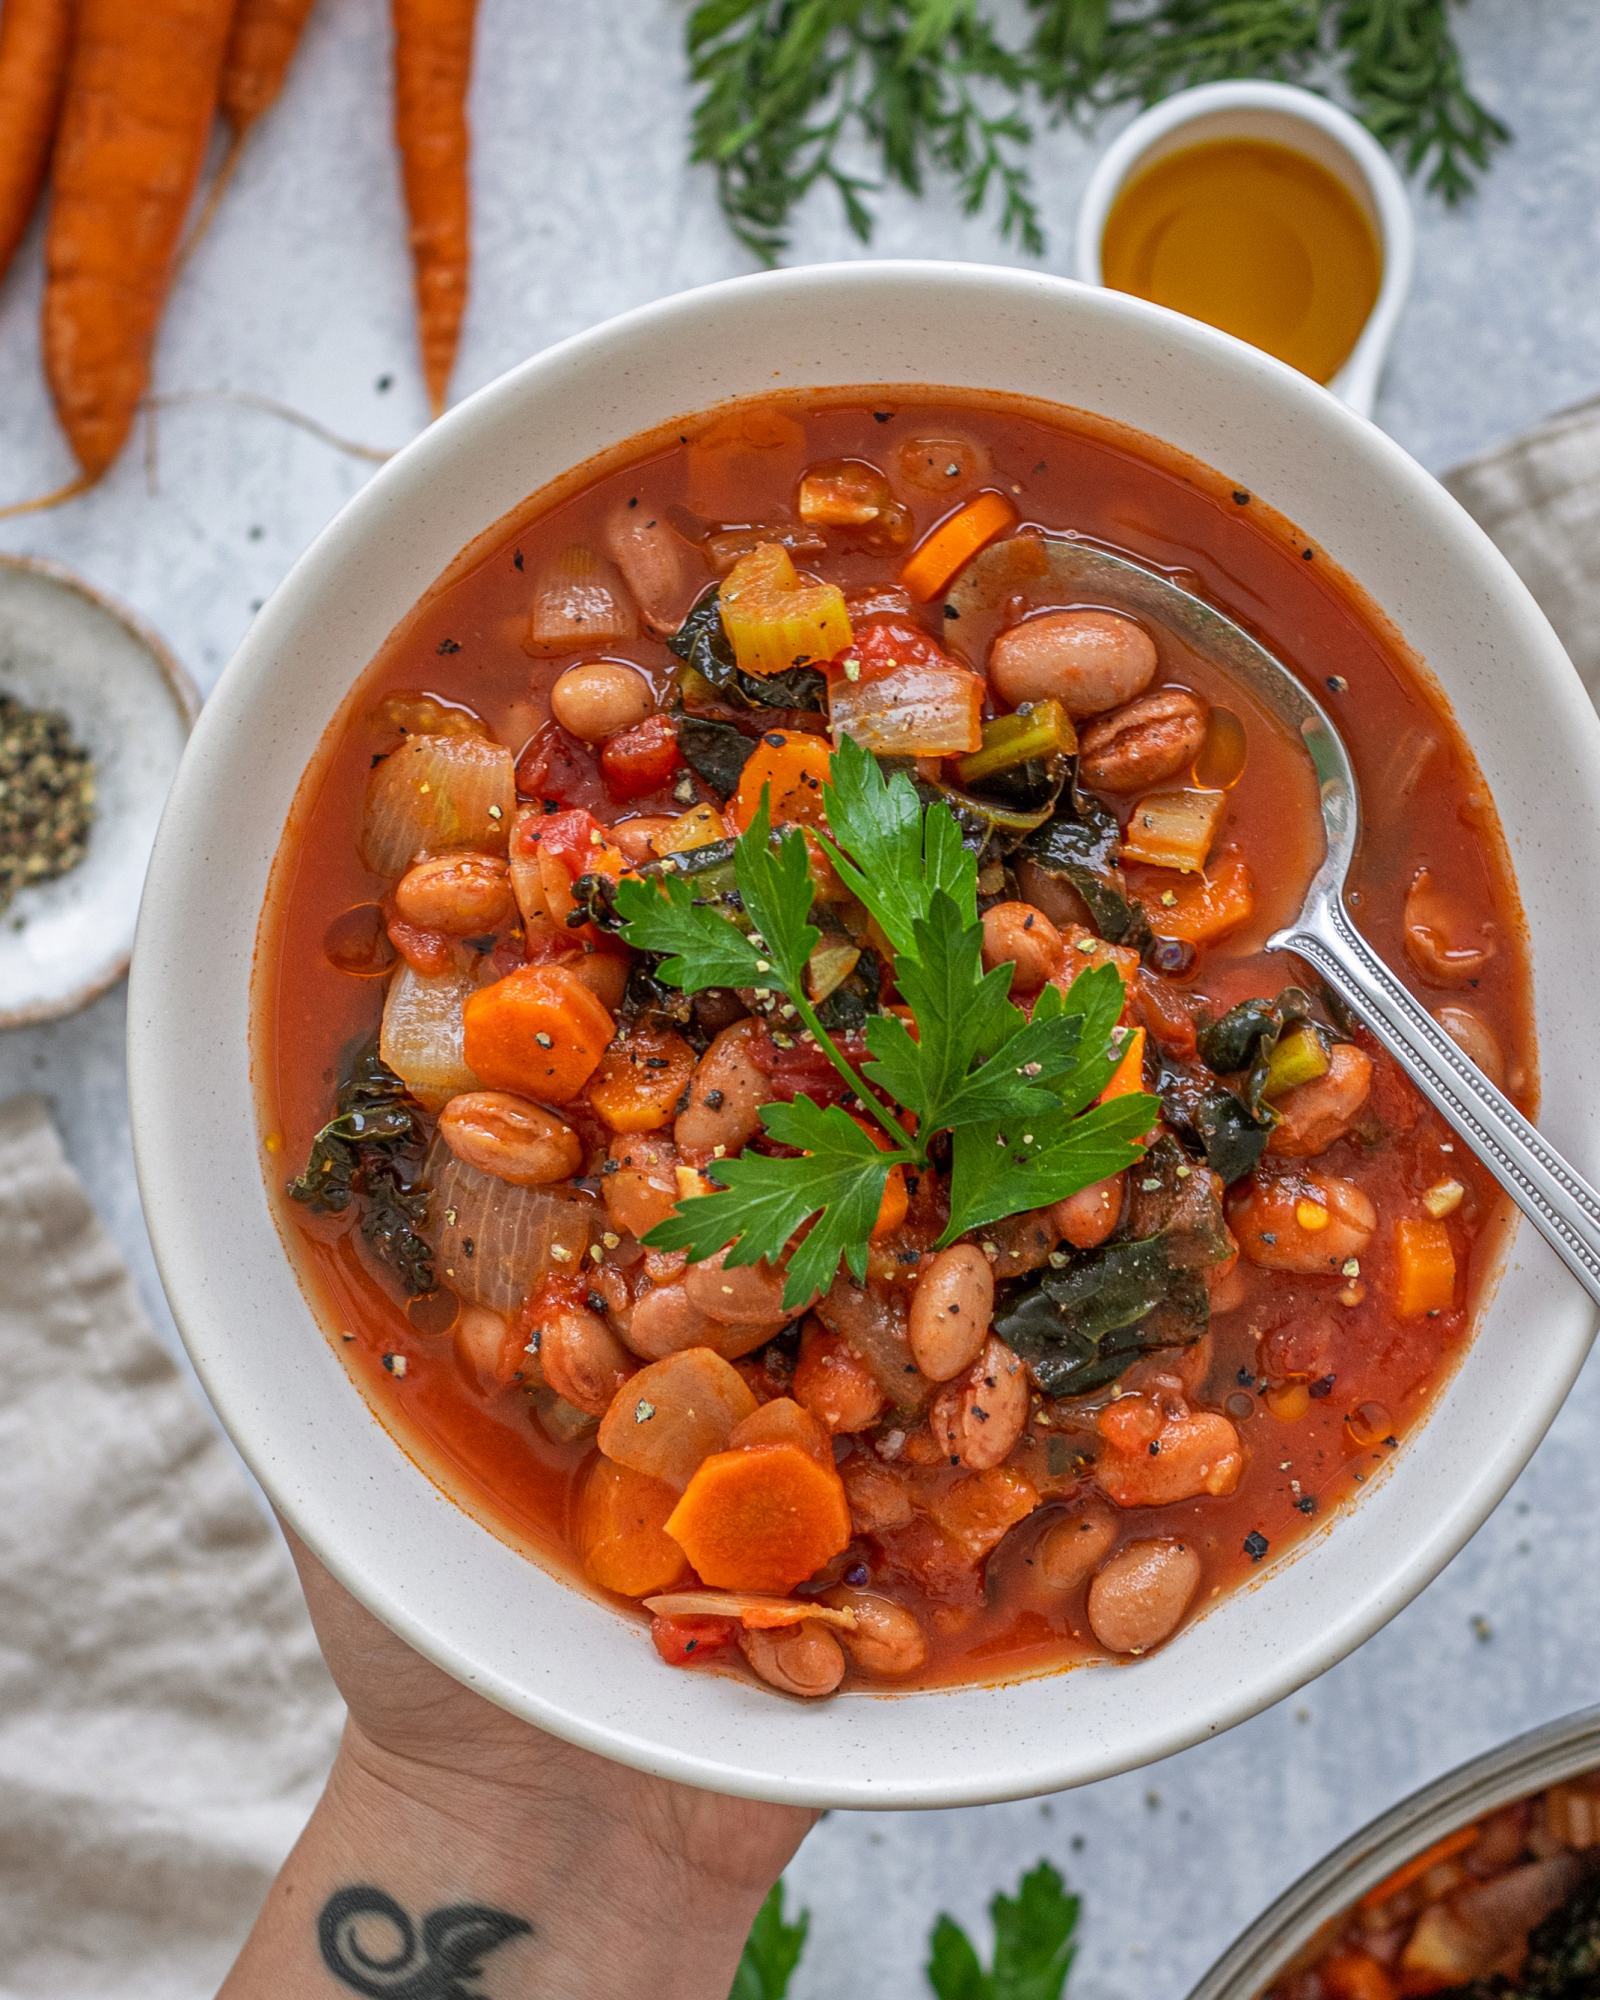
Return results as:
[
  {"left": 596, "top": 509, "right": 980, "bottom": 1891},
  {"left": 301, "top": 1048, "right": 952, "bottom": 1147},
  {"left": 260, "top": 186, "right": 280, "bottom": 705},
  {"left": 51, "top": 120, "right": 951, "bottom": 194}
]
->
[{"left": 1101, "top": 138, "right": 1382, "bottom": 384}]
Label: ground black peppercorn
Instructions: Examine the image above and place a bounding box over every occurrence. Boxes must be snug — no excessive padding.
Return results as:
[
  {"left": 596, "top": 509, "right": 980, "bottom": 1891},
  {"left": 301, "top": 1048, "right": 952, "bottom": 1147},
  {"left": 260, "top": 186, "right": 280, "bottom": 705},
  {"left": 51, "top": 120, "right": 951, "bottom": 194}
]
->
[{"left": 0, "top": 692, "right": 95, "bottom": 917}]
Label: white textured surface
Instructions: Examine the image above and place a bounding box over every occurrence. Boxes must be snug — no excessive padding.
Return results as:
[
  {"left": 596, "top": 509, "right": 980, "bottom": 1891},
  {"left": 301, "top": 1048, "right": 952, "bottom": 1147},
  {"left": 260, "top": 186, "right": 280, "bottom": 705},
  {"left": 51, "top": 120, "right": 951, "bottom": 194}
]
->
[{"left": 1, "top": 0, "right": 1597, "bottom": 1990}]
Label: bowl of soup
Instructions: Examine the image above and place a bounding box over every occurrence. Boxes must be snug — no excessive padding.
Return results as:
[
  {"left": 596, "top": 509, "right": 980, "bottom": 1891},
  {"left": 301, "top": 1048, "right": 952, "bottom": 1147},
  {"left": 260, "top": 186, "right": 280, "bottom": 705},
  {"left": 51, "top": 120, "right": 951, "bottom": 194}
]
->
[
  {"left": 1192, "top": 1706, "right": 1600, "bottom": 1997},
  {"left": 129, "top": 262, "right": 1600, "bottom": 1806}
]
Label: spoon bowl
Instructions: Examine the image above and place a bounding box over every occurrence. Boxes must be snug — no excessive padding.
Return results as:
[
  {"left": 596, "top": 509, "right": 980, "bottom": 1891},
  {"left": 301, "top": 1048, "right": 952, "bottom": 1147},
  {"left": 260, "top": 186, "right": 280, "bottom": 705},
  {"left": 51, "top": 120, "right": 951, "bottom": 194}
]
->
[{"left": 954, "top": 533, "right": 1600, "bottom": 1306}]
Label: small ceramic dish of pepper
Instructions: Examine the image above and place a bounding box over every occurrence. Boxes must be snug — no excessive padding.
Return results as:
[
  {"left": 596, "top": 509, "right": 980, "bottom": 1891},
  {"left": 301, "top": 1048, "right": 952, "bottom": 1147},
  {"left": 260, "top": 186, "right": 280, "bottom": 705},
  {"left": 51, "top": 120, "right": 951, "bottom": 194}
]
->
[{"left": 0, "top": 556, "right": 198, "bottom": 1029}]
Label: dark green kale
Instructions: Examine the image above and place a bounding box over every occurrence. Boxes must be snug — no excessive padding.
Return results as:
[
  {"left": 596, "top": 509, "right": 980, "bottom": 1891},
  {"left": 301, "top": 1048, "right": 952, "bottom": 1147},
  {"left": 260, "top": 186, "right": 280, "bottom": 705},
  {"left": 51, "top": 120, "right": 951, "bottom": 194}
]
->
[
  {"left": 1196, "top": 986, "right": 1328, "bottom": 1115},
  {"left": 1156, "top": 1059, "right": 1271, "bottom": 1185},
  {"left": 676, "top": 713, "right": 757, "bottom": 799},
  {"left": 994, "top": 1140, "right": 1222, "bottom": 1397},
  {"left": 1019, "top": 795, "right": 1154, "bottom": 950},
  {"left": 287, "top": 1043, "right": 434, "bottom": 1297},
  {"left": 669, "top": 586, "right": 827, "bottom": 712}
]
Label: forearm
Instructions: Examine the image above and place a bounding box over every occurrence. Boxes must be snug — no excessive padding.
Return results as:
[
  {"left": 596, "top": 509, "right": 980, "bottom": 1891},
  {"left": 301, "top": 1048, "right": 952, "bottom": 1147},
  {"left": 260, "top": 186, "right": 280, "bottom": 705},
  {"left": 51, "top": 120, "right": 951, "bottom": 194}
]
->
[{"left": 221, "top": 1725, "right": 772, "bottom": 2000}]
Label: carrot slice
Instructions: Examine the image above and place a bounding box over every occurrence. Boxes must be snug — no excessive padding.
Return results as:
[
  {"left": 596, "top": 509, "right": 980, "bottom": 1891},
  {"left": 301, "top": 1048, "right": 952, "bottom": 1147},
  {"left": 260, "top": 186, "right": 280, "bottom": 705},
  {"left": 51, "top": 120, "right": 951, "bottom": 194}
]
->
[
  {"left": 1141, "top": 849, "right": 1256, "bottom": 946},
  {"left": 1100, "top": 1025, "right": 1147, "bottom": 1102},
  {"left": 1394, "top": 1216, "right": 1457, "bottom": 1319},
  {"left": 665, "top": 1443, "right": 851, "bottom": 1594},
  {"left": 728, "top": 1396, "right": 832, "bottom": 1466},
  {"left": 597, "top": 1348, "right": 758, "bottom": 1492},
  {"left": 462, "top": 963, "right": 614, "bottom": 1102},
  {"left": 587, "top": 1025, "right": 696, "bottom": 1133},
  {"left": 899, "top": 490, "right": 1018, "bottom": 602},
  {"left": 730, "top": 729, "right": 833, "bottom": 833},
  {"left": 1357, "top": 1823, "right": 1479, "bottom": 1911},
  {"left": 577, "top": 1458, "right": 688, "bottom": 1598}
]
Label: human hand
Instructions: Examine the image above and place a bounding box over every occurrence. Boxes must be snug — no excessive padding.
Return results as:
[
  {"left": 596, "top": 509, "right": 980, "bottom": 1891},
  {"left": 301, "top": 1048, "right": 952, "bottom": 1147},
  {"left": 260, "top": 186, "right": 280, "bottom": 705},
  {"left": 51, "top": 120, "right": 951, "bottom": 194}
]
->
[{"left": 220, "top": 1526, "right": 815, "bottom": 1999}]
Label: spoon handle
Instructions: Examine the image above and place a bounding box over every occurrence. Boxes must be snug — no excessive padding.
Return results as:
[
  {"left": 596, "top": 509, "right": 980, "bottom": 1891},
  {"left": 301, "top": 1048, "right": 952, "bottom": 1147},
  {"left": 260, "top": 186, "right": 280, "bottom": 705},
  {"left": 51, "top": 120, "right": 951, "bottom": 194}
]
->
[{"left": 1274, "top": 898, "right": 1600, "bottom": 1308}]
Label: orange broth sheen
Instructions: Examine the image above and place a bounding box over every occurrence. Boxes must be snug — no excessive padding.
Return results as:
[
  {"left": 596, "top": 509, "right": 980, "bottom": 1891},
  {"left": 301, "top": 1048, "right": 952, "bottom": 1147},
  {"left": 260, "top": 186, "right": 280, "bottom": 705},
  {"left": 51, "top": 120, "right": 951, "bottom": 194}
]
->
[{"left": 258, "top": 389, "right": 1532, "bottom": 1691}]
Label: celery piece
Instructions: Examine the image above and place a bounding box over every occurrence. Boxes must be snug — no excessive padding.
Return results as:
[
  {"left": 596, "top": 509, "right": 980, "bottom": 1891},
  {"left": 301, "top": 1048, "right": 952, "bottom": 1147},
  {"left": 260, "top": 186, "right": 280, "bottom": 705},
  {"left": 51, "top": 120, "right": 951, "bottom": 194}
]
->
[
  {"left": 955, "top": 700, "right": 1077, "bottom": 786},
  {"left": 1262, "top": 1023, "right": 1331, "bottom": 1101}
]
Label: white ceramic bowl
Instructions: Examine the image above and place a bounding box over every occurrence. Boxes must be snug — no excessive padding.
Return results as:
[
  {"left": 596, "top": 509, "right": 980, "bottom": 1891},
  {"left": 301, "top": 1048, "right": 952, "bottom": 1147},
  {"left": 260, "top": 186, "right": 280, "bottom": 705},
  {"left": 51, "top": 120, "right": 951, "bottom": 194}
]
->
[
  {"left": 1075, "top": 81, "right": 1415, "bottom": 417},
  {"left": 130, "top": 263, "right": 1600, "bottom": 1809}
]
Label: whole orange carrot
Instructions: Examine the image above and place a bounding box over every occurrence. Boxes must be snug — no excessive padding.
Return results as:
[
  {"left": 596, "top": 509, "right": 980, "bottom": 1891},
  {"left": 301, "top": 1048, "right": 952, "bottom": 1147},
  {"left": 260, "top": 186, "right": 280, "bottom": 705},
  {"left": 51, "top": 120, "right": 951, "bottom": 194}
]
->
[
  {"left": 0, "top": 0, "right": 73, "bottom": 285},
  {"left": 220, "top": 0, "right": 318, "bottom": 133},
  {"left": 43, "top": 0, "right": 234, "bottom": 480},
  {"left": 392, "top": 0, "right": 476, "bottom": 416}
]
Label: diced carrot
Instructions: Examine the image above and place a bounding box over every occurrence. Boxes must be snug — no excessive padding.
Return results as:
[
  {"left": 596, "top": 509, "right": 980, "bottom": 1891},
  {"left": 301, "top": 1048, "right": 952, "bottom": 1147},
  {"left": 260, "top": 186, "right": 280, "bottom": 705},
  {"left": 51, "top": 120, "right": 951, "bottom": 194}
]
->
[
  {"left": 1393, "top": 1216, "right": 1457, "bottom": 1319},
  {"left": 587, "top": 1024, "right": 697, "bottom": 1133},
  {"left": 1100, "top": 1025, "right": 1147, "bottom": 1102},
  {"left": 920, "top": 1465, "right": 1040, "bottom": 1564},
  {"left": 1141, "top": 849, "right": 1256, "bottom": 945},
  {"left": 577, "top": 1458, "right": 689, "bottom": 1598},
  {"left": 1319, "top": 1950, "right": 1400, "bottom": 2000},
  {"left": 597, "top": 1348, "right": 758, "bottom": 1492},
  {"left": 899, "top": 490, "right": 1018, "bottom": 602},
  {"left": 665, "top": 1443, "right": 852, "bottom": 1594},
  {"left": 730, "top": 728, "right": 834, "bottom": 833},
  {"left": 1358, "top": 1824, "right": 1479, "bottom": 1911},
  {"left": 728, "top": 1396, "right": 833, "bottom": 1466},
  {"left": 599, "top": 713, "right": 682, "bottom": 801},
  {"left": 462, "top": 962, "right": 614, "bottom": 1102}
]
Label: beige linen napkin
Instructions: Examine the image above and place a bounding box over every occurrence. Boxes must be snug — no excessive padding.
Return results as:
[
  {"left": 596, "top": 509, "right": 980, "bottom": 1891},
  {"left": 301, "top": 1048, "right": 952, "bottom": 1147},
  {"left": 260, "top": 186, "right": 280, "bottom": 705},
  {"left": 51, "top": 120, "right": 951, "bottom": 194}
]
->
[
  {"left": 1, "top": 395, "right": 1598, "bottom": 1999},
  {"left": 0, "top": 1097, "right": 340, "bottom": 2000}
]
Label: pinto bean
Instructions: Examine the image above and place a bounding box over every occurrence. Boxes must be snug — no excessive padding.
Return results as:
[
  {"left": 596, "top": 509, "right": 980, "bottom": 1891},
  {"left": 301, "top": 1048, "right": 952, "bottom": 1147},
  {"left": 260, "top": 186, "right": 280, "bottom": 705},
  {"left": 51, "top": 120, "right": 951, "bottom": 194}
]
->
[
  {"left": 989, "top": 609, "right": 1158, "bottom": 718},
  {"left": 1034, "top": 1501, "right": 1119, "bottom": 1595},
  {"left": 980, "top": 901, "right": 1065, "bottom": 993},
  {"left": 1435, "top": 1004, "right": 1507, "bottom": 1089},
  {"left": 1086, "top": 1538, "right": 1202, "bottom": 1655},
  {"left": 739, "top": 1621, "right": 845, "bottom": 1698},
  {"left": 793, "top": 1322, "right": 887, "bottom": 1434},
  {"left": 1229, "top": 1171, "right": 1377, "bottom": 1274},
  {"left": 1095, "top": 1396, "right": 1244, "bottom": 1507},
  {"left": 1077, "top": 686, "right": 1208, "bottom": 793},
  {"left": 908, "top": 1244, "right": 993, "bottom": 1382},
  {"left": 1267, "top": 1043, "right": 1374, "bottom": 1158},
  {"left": 676, "top": 1018, "right": 767, "bottom": 1160},
  {"left": 819, "top": 1586, "right": 928, "bottom": 1677},
  {"left": 622, "top": 1277, "right": 779, "bottom": 1363},
  {"left": 549, "top": 660, "right": 654, "bottom": 743},
  {"left": 603, "top": 1133, "right": 680, "bottom": 1240},
  {"left": 930, "top": 1336, "right": 1028, "bottom": 1471},
  {"left": 535, "top": 1299, "right": 634, "bottom": 1416},
  {"left": 394, "top": 853, "right": 514, "bottom": 934},
  {"left": 683, "top": 1248, "right": 794, "bottom": 1327},
  {"left": 438, "top": 1093, "right": 583, "bottom": 1186},
  {"left": 1403, "top": 867, "right": 1497, "bottom": 987},
  {"left": 1052, "top": 1174, "right": 1124, "bottom": 1250}
]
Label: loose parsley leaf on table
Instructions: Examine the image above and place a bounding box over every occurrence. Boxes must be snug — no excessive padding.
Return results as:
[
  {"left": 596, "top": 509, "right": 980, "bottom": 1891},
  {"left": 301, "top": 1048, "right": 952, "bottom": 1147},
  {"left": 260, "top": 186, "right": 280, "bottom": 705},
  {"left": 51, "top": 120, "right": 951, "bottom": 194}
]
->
[
  {"left": 927, "top": 1861, "right": 1081, "bottom": 2000},
  {"left": 615, "top": 736, "right": 1155, "bottom": 1308},
  {"left": 730, "top": 1880, "right": 810, "bottom": 2000}
]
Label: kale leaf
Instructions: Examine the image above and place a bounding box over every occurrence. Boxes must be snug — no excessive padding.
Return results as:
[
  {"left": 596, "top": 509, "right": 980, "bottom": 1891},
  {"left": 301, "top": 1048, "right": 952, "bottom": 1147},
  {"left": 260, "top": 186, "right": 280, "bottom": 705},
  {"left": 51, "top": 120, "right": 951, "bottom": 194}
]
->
[
  {"left": 1156, "top": 1060, "right": 1271, "bottom": 1185},
  {"left": 669, "top": 585, "right": 827, "bottom": 713},
  {"left": 287, "top": 1043, "right": 435, "bottom": 1297},
  {"left": 676, "top": 713, "right": 756, "bottom": 799},
  {"left": 1019, "top": 796, "right": 1154, "bottom": 950},
  {"left": 1196, "top": 985, "right": 1327, "bottom": 1116}
]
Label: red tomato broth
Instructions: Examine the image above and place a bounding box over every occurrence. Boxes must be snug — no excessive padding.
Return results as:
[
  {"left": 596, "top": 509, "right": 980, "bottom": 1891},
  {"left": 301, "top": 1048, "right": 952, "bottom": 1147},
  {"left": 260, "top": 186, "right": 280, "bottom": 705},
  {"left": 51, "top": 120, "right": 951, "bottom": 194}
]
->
[{"left": 257, "top": 387, "right": 1532, "bottom": 1694}]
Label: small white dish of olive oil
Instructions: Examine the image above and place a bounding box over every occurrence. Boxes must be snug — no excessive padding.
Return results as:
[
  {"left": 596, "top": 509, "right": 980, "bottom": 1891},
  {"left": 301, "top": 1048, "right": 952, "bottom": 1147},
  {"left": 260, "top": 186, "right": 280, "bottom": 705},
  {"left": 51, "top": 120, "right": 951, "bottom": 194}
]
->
[{"left": 1077, "top": 80, "right": 1415, "bottom": 417}]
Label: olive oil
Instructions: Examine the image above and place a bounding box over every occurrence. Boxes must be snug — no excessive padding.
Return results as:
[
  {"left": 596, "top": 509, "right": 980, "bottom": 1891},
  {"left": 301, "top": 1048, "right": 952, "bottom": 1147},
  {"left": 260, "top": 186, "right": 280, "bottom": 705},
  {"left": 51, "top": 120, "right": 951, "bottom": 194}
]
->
[{"left": 1101, "top": 137, "right": 1383, "bottom": 384}]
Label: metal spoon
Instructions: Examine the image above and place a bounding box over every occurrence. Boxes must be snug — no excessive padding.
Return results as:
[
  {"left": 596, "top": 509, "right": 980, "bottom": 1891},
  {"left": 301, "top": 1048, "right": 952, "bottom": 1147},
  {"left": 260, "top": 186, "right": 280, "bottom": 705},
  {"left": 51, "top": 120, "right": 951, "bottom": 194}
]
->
[{"left": 951, "top": 535, "right": 1600, "bottom": 1305}]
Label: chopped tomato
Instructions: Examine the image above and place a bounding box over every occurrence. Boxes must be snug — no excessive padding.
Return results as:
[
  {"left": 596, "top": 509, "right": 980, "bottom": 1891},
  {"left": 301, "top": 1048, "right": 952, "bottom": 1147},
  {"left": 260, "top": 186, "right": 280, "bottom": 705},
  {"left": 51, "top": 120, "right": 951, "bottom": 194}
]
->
[
  {"left": 385, "top": 916, "right": 454, "bottom": 976},
  {"left": 515, "top": 722, "right": 603, "bottom": 811},
  {"left": 832, "top": 613, "right": 953, "bottom": 682},
  {"left": 650, "top": 1613, "right": 739, "bottom": 1668},
  {"left": 600, "top": 713, "right": 683, "bottom": 801}
]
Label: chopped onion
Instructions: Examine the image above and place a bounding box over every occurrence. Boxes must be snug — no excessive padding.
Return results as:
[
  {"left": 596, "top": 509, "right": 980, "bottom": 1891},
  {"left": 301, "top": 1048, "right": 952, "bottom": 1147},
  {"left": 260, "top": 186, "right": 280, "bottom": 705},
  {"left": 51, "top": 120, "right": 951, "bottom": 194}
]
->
[
  {"left": 604, "top": 504, "right": 703, "bottom": 636},
  {"left": 380, "top": 963, "right": 480, "bottom": 1110},
  {"left": 642, "top": 1591, "right": 859, "bottom": 1631},
  {"left": 427, "top": 1142, "right": 597, "bottom": 1313},
  {"left": 524, "top": 545, "right": 637, "bottom": 656},
  {"left": 828, "top": 658, "right": 983, "bottom": 757},
  {"left": 362, "top": 732, "right": 515, "bottom": 878},
  {"left": 1121, "top": 789, "right": 1226, "bottom": 874}
]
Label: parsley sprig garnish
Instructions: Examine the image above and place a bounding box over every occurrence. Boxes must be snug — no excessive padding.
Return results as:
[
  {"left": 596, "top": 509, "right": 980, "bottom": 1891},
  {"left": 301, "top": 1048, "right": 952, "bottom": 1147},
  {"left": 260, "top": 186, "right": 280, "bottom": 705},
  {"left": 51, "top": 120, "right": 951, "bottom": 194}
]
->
[{"left": 614, "top": 736, "right": 1155, "bottom": 1309}]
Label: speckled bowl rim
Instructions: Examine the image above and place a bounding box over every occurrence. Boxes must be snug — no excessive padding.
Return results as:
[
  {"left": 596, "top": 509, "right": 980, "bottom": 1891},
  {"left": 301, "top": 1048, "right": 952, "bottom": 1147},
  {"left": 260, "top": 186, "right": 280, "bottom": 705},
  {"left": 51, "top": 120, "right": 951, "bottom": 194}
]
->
[
  {"left": 129, "top": 264, "right": 1600, "bottom": 1808},
  {"left": 1190, "top": 1705, "right": 1600, "bottom": 1995},
  {"left": 0, "top": 554, "right": 199, "bottom": 1030}
]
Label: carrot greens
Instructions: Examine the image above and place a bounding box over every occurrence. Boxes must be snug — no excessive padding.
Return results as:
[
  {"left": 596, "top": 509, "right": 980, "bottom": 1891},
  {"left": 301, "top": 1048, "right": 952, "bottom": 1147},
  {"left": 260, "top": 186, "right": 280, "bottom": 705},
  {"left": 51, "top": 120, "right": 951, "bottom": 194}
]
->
[{"left": 614, "top": 736, "right": 1154, "bottom": 1308}]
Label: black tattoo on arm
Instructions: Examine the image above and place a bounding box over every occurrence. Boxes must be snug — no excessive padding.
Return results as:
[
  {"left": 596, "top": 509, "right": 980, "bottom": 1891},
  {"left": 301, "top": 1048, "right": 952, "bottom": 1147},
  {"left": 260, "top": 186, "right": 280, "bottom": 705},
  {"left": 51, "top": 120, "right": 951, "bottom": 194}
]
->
[{"left": 318, "top": 1887, "right": 531, "bottom": 1999}]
